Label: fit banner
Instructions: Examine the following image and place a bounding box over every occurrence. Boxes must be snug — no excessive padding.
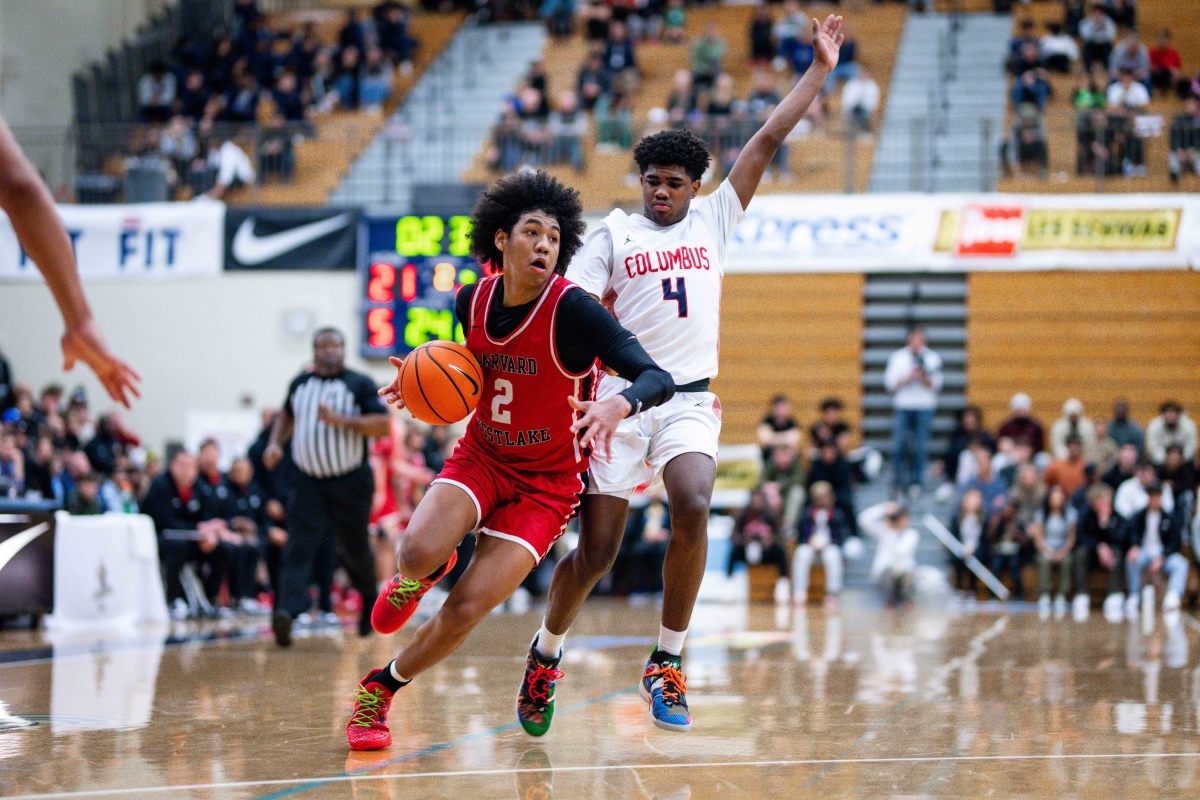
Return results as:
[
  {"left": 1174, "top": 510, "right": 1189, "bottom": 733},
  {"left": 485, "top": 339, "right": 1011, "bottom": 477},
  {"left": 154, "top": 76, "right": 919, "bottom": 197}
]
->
[{"left": 224, "top": 207, "right": 360, "bottom": 270}]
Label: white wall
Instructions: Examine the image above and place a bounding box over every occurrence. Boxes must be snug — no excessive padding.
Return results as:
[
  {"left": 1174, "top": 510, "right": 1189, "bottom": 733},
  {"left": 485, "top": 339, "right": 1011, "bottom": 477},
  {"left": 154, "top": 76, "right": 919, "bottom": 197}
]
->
[{"left": 0, "top": 272, "right": 395, "bottom": 453}]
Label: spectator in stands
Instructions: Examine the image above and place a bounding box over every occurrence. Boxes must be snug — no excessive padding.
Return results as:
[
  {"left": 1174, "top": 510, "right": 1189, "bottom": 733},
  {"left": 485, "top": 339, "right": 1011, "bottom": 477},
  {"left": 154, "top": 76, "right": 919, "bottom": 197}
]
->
[
  {"left": 377, "top": 1, "right": 417, "bottom": 71},
  {"left": 359, "top": 46, "right": 395, "bottom": 112},
  {"left": 831, "top": 20, "right": 858, "bottom": 83},
  {"left": 762, "top": 443, "right": 805, "bottom": 514},
  {"left": 1108, "top": 30, "right": 1151, "bottom": 88},
  {"left": 1008, "top": 42, "right": 1044, "bottom": 78},
  {"left": 1011, "top": 70, "right": 1051, "bottom": 111},
  {"left": 22, "top": 435, "right": 56, "bottom": 501},
  {"left": 1079, "top": 3, "right": 1117, "bottom": 75},
  {"left": 175, "top": 70, "right": 211, "bottom": 121},
  {"left": 1050, "top": 398, "right": 1097, "bottom": 462},
  {"left": 0, "top": 431, "right": 25, "bottom": 497},
  {"left": 1159, "top": 444, "right": 1197, "bottom": 519},
  {"left": 793, "top": 481, "right": 847, "bottom": 608},
  {"left": 988, "top": 498, "right": 1027, "bottom": 598},
  {"left": 1064, "top": 0, "right": 1088, "bottom": 36},
  {"left": 659, "top": 0, "right": 684, "bottom": 45},
  {"left": 224, "top": 456, "right": 269, "bottom": 614},
  {"left": 1031, "top": 484, "right": 1077, "bottom": 615},
  {"left": 548, "top": 90, "right": 587, "bottom": 170},
  {"left": 1146, "top": 401, "right": 1197, "bottom": 465},
  {"left": 609, "top": 495, "right": 669, "bottom": 596},
  {"left": 666, "top": 69, "right": 698, "bottom": 126},
  {"left": 488, "top": 108, "right": 526, "bottom": 171},
  {"left": 160, "top": 116, "right": 198, "bottom": 183},
  {"left": 1108, "top": 398, "right": 1144, "bottom": 455},
  {"left": 1077, "top": 106, "right": 1118, "bottom": 175},
  {"left": 581, "top": 0, "right": 612, "bottom": 44},
  {"left": 1002, "top": 103, "right": 1049, "bottom": 177},
  {"left": 258, "top": 113, "right": 296, "bottom": 183},
  {"left": 334, "top": 46, "right": 363, "bottom": 110},
  {"left": 944, "top": 406, "right": 991, "bottom": 488},
  {"left": 884, "top": 326, "right": 943, "bottom": 497},
  {"left": 809, "top": 397, "right": 852, "bottom": 458},
  {"left": 841, "top": 67, "right": 880, "bottom": 137},
  {"left": 576, "top": 53, "right": 610, "bottom": 112},
  {"left": 1045, "top": 435, "right": 1089, "bottom": 497},
  {"left": 1116, "top": 461, "right": 1175, "bottom": 520},
  {"left": 691, "top": 22, "right": 727, "bottom": 95},
  {"left": 860, "top": 502, "right": 919, "bottom": 608},
  {"left": 84, "top": 413, "right": 124, "bottom": 476},
  {"left": 757, "top": 394, "right": 801, "bottom": 463},
  {"left": 196, "top": 136, "right": 256, "bottom": 199},
  {"left": 999, "top": 393, "right": 1045, "bottom": 455},
  {"left": 1091, "top": 420, "right": 1120, "bottom": 475},
  {"left": 138, "top": 60, "right": 177, "bottom": 123},
  {"left": 1008, "top": 18, "right": 1038, "bottom": 63},
  {"left": 602, "top": 21, "right": 638, "bottom": 95},
  {"left": 1009, "top": 462, "right": 1046, "bottom": 529},
  {"left": 223, "top": 73, "right": 261, "bottom": 123},
  {"left": 785, "top": 18, "right": 816, "bottom": 77},
  {"left": 339, "top": 9, "right": 368, "bottom": 57},
  {"left": 1072, "top": 71, "right": 1107, "bottom": 110},
  {"left": 966, "top": 445, "right": 1009, "bottom": 515},
  {"left": 773, "top": 0, "right": 807, "bottom": 72},
  {"left": 1103, "top": 442, "right": 1139, "bottom": 491},
  {"left": 727, "top": 488, "right": 788, "bottom": 579},
  {"left": 1039, "top": 22, "right": 1080, "bottom": 73},
  {"left": 1149, "top": 29, "right": 1183, "bottom": 96},
  {"left": 309, "top": 49, "right": 340, "bottom": 114},
  {"left": 540, "top": 0, "right": 575, "bottom": 40},
  {"left": 1106, "top": 0, "right": 1136, "bottom": 29},
  {"left": 1168, "top": 96, "right": 1200, "bottom": 183},
  {"left": 1077, "top": 484, "right": 1125, "bottom": 619},
  {"left": 748, "top": 5, "right": 776, "bottom": 67},
  {"left": 272, "top": 70, "right": 308, "bottom": 126},
  {"left": 65, "top": 472, "right": 103, "bottom": 515},
  {"left": 951, "top": 488, "right": 987, "bottom": 592},
  {"left": 100, "top": 464, "right": 139, "bottom": 514},
  {"left": 1125, "top": 483, "right": 1189, "bottom": 614}
]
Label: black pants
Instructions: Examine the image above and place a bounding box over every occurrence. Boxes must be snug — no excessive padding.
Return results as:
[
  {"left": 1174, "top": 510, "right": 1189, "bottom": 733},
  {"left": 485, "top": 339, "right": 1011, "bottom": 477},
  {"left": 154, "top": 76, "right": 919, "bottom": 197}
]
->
[
  {"left": 277, "top": 465, "right": 376, "bottom": 621},
  {"left": 160, "top": 539, "right": 231, "bottom": 604},
  {"left": 228, "top": 541, "right": 261, "bottom": 601}
]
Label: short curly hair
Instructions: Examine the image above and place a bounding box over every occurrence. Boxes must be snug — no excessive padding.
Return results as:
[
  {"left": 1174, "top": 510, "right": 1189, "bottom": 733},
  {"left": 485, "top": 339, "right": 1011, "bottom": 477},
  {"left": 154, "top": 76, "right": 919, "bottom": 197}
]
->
[
  {"left": 469, "top": 170, "right": 586, "bottom": 275},
  {"left": 633, "top": 128, "right": 711, "bottom": 181}
]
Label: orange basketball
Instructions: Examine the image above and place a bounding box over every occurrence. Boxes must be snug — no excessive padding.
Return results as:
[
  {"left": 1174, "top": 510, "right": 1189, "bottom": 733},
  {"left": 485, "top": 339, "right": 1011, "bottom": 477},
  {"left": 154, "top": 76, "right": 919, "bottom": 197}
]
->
[{"left": 398, "top": 340, "right": 483, "bottom": 424}]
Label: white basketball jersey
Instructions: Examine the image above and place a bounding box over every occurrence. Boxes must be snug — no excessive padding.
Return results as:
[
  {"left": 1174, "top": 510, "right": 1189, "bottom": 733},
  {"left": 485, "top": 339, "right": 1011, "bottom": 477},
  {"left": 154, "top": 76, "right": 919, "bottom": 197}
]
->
[{"left": 566, "top": 179, "right": 745, "bottom": 385}]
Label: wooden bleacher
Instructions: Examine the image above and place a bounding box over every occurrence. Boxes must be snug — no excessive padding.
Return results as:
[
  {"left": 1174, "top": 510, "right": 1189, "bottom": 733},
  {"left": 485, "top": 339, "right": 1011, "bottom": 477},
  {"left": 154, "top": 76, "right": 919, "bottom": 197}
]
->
[
  {"left": 225, "top": 10, "right": 466, "bottom": 206},
  {"left": 461, "top": 2, "right": 907, "bottom": 209},
  {"left": 966, "top": 270, "right": 1200, "bottom": 429},
  {"left": 998, "top": 1, "right": 1198, "bottom": 194}
]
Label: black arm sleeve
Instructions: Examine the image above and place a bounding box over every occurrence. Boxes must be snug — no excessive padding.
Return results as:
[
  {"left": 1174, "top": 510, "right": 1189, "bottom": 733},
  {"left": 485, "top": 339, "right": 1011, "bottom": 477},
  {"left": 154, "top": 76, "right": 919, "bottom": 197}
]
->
[
  {"left": 455, "top": 283, "right": 476, "bottom": 329},
  {"left": 555, "top": 289, "right": 675, "bottom": 415}
]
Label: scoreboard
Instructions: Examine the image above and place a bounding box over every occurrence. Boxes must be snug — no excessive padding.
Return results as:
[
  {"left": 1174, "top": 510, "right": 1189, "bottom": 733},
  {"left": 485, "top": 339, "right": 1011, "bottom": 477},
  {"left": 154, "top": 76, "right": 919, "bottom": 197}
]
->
[{"left": 359, "top": 214, "right": 494, "bottom": 358}]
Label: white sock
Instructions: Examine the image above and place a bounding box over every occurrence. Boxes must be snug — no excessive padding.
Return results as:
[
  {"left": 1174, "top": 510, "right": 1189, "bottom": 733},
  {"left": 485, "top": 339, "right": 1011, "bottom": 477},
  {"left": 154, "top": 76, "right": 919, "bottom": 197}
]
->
[
  {"left": 535, "top": 620, "right": 567, "bottom": 660},
  {"left": 389, "top": 660, "right": 411, "bottom": 684},
  {"left": 657, "top": 625, "right": 688, "bottom": 656}
]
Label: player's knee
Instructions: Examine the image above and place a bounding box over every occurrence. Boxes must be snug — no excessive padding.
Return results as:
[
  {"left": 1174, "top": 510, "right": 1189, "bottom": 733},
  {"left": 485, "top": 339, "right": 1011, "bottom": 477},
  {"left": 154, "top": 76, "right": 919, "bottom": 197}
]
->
[
  {"left": 397, "top": 535, "right": 445, "bottom": 579},
  {"left": 577, "top": 535, "right": 621, "bottom": 579},
  {"left": 670, "top": 490, "right": 711, "bottom": 532}
]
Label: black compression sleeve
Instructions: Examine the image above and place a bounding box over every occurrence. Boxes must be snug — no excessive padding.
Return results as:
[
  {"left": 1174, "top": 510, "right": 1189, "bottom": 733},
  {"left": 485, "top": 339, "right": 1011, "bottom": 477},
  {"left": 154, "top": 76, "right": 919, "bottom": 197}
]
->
[
  {"left": 455, "top": 283, "right": 476, "bottom": 328},
  {"left": 556, "top": 289, "right": 675, "bottom": 414}
]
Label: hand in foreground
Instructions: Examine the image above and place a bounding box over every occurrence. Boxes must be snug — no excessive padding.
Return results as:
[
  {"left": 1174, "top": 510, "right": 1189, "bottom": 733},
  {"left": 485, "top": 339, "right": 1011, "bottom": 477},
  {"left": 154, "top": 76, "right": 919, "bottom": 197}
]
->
[
  {"left": 569, "top": 394, "right": 631, "bottom": 461},
  {"left": 812, "top": 14, "right": 845, "bottom": 72},
  {"left": 317, "top": 404, "right": 344, "bottom": 427},
  {"left": 376, "top": 356, "right": 408, "bottom": 409},
  {"left": 263, "top": 443, "right": 284, "bottom": 471},
  {"left": 61, "top": 319, "right": 141, "bottom": 408}
]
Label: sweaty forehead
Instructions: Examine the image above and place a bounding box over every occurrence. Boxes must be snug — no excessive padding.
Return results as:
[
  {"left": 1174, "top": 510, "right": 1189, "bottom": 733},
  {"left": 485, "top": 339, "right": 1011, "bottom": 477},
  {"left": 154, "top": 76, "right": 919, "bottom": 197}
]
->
[
  {"left": 516, "top": 210, "right": 560, "bottom": 230},
  {"left": 643, "top": 165, "right": 690, "bottom": 181}
]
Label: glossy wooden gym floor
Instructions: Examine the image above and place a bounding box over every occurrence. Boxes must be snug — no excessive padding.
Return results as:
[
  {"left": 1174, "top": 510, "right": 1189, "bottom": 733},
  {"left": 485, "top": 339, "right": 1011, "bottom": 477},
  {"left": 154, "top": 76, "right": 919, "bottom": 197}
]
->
[{"left": 3, "top": 598, "right": 1200, "bottom": 799}]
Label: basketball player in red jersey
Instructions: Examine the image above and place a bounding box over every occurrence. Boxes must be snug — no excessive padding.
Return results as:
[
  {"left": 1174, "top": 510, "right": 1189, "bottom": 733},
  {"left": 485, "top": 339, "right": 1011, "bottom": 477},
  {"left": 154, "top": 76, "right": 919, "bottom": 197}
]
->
[
  {"left": 345, "top": 171, "right": 673, "bottom": 750},
  {"left": 0, "top": 115, "right": 140, "bottom": 407}
]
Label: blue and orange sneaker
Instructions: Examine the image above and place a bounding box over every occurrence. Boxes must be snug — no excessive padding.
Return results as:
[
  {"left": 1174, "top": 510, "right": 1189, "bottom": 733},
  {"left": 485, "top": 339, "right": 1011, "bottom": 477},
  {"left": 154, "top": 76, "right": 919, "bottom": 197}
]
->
[
  {"left": 370, "top": 552, "right": 458, "bottom": 635},
  {"left": 639, "top": 649, "right": 691, "bottom": 731},
  {"left": 345, "top": 671, "right": 396, "bottom": 751},
  {"left": 516, "top": 637, "right": 565, "bottom": 737}
]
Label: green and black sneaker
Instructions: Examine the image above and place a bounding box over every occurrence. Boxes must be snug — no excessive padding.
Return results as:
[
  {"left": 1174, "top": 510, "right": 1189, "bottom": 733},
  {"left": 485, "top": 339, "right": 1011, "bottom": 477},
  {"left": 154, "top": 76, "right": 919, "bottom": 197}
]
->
[{"left": 516, "top": 637, "right": 564, "bottom": 737}]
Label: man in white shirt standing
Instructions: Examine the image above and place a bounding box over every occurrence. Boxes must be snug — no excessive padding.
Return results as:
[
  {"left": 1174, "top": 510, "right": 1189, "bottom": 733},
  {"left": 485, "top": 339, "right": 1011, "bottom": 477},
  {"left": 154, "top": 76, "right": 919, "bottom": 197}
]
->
[{"left": 883, "top": 326, "right": 943, "bottom": 498}]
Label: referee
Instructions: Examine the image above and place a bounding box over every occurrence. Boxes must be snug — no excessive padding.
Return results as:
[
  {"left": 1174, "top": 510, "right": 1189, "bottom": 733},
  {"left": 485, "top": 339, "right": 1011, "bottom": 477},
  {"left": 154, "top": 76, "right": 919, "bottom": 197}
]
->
[{"left": 264, "top": 327, "right": 390, "bottom": 646}]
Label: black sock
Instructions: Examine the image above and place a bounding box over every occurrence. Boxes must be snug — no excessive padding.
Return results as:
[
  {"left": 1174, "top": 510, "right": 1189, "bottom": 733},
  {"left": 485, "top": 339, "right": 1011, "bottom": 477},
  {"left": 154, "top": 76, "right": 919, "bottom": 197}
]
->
[
  {"left": 367, "top": 661, "right": 410, "bottom": 694},
  {"left": 423, "top": 561, "right": 449, "bottom": 581}
]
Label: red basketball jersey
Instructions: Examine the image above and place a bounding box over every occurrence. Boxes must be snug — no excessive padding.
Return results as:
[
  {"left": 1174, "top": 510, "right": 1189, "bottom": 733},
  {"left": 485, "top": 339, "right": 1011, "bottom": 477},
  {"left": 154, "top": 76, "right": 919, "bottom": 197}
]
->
[{"left": 462, "top": 274, "right": 597, "bottom": 473}]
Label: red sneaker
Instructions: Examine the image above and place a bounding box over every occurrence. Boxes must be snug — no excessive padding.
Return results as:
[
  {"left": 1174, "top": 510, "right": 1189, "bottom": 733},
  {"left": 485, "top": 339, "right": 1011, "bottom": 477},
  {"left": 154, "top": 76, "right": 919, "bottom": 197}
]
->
[
  {"left": 370, "top": 552, "right": 458, "bottom": 635},
  {"left": 346, "top": 671, "right": 395, "bottom": 751}
]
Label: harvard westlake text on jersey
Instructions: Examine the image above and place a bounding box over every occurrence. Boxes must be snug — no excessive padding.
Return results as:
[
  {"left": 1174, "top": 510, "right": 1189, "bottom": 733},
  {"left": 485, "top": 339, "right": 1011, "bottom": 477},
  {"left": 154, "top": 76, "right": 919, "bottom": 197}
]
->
[
  {"left": 478, "top": 353, "right": 538, "bottom": 375},
  {"left": 474, "top": 418, "right": 553, "bottom": 447}
]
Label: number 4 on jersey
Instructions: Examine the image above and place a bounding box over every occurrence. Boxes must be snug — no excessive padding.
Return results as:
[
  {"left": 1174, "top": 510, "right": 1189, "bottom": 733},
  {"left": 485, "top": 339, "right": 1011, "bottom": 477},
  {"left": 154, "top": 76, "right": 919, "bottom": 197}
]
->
[{"left": 661, "top": 277, "right": 688, "bottom": 318}]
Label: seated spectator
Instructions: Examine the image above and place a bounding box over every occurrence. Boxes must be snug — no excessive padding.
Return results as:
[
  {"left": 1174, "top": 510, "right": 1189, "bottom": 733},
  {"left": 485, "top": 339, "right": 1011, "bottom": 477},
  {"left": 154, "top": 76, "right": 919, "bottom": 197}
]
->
[
  {"left": 691, "top": 22, "right": 727, "bottom": 94},
  {"left": 661, "top": 0, "right": 686, "bottom": 45},
  {"left": 1039, "top": 22, "right": 1079, "bottom": 73},
  {"left": 1158, "top": 444, "right": 1197, "bottom": 521},
  {"left": 224, "top": 456, "right": 269, "bottom": 614},
  {"left": 987, "top": 498, "right": 1028, "bottom": 598},
  {"left": 609, "top": 496, "right": 669, "bottom": 596},
  {"left": 175, "top": 69, "right": 211, "bottom": 121},
  {"left": 65, "top": 472, "right": 103, "bottom": 515},
  {"left": 793, "top": 482, "right": 849, "bottom": 608},
  {"left": 581, "top": 0, "right": 612, "bottom": 45},
  {"left": 272, "top": 70, "right": 308, "bottom": 126},
  {"left": 1149, "top": 28, "right": 1183, "bottom": 96},
  {"left": 525, "top": 61, "right": 549, "bottom": 103},
  {"left": 602, "top": 21, "right": 639, "bottom": 96},
  {"left": 809, "top": 396, "right": 852, "bottom": 459},
  {"left": 1050, "top": 398, "right": 1097, "bottom": 461},
  {"left": 548, "top": 90, "right": 587, "bottom": 171},
  {"left": 1169, "top": 96, "right": 1200, "bottom": 183},
  {"left": 194, "top": 136, "right": 256, "bottom": 199},
  {"left": 0, "top": 431, "right": 23, "bottom": 496},
  {"left": 338, "top": 9, "right": 368, "bottom": 56},
  {"left": 1072, "top": 71, "right": 1107, "bottom": 110},
  {"left": 727, "top": 488, "right": 788, "bottom": 579},
  {"left": 859, "top": 502, "right": 919, "bottom": 608},
  {"left": 1002, "top": 103, "right": 1049, "bottom": 177},
  {"left": 1078, "top": 484, "right": 1126, "bottom": 618},
  {"left": 1009, "top": 462, "right": 1046, "bottom": 528},
  {"left": 1012, "top": 70, "right": 1051, "bottom": 110},
  {"left": 748, "top": 5, "right": 775, "bottom": 66},
  {"left": 594, "top": 92, "right": 633, "bottom": 150},
  {"left": 951, "top": 488, "right": 988, "bottom": 592},
  {"left": 945, "top": 406, "right": 993, "bottom": 487},
  {"left": 1108, "top": 399, "right": 1144, "bottom": 455},
  {"left": 1116, "top": 461, "right": 1176, "bottom": 520},
  {"left": 487, "top": 108, "right": 526, "bottom": 171},
  {"left": 541, "top": 0, "right": 576, "bottom": 40},
  {"left": 757, "top": 394, "right": 801, "bottom": 463},
  {"left": 807, "top": 442, "right": 857, "bottom": 537},
  {"left": 1064, "top": 0, "right": 1088, "bottom": 36},
  {"left": 223, "top": 73, "right": 261, "bottom": 123},
  {"left": 1146, "top": 401, "right": 1197, "bottom": 465},
  {"left": 1076, "top": 106, "right": 1119, "bottom": 175},
  {"left": 1008, "top": 18, "right": 1038, "bottom": 64},
  {"left": 22, "top": 435, "right": 59, "bottom": 501},
  {"left": 997, "top": 437, "right": 1035, "bottom": 487},
  {"left": 772, "top": 0, "right": 807, "bottom": 71},
  {"left": 1103, "top": 442, "right": 1140, "bottom": 491},
  {"left": 1126, "top": 484, "right": 1189, "bottom": 614},
  {"left": 1091, "top": 420, "right": 1121, "bottom": 475},
  {"left": 377, "top": 1, "right": 417, "bottom": 70},
  {"left": 257, "top": 114, "right": 295, "bottom": 183},
  {"left": 100, "top": 465, "right": 140, "bottom": 514},
  {"left": 831, "top": 20, "right": 858, "bottom": 83},
  {"left": 334, "top": 46, "right": 363, "bottom": 110},
  {"left": 576, "top": 53, "right": 611, "bottom": 112},
  {"left": 841, "top": 67, "right": 880, "bottom": 137},
  {"left": 965, "top": 444, "right": 1009, "bottom": 514},
  {"left": 785, "top": 18, "right": 815, "bottom": 77},
  {"left": 1108, "top": 30, "right": 1151, "bottom": 88},
  {"left": 666, "top": 69, "right": 698, "bottom": 126},
  {"left": 360, "top": 46, "right": 395, "bottom": 112},
  {"left": 1030, "top": 485, "right": 1078, "bottom": 614},
  {"left": 999, "top": 393, "right": 1046, "bottom": 455},
  {"left": 1009, "top": 42, "right": 1044, "bottom": 78},
  {"left": 761, "top": 444, "right": 805, "bottom": 527},
  {"left": 138, "top": 60, "right": 177, "bottom": 123},
  {"left": 309, "top": 49, "right": 340, "bottom": 114},
  {"left": 1078, "top": 3, "right": 1117, "bottom": 75},
  {"left": 159, "top": 116, "right": 198, "bottom": 180},
  {"left": 1106, "top": 0, "right": 1136, "bottom": 29}
]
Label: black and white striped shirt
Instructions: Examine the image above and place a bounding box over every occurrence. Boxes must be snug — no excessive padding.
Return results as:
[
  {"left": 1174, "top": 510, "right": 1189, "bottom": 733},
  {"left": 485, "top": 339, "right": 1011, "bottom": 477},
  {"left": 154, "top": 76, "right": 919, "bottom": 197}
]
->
[{"left": 284, "top": 369, "right": 385, "bottom": 479}]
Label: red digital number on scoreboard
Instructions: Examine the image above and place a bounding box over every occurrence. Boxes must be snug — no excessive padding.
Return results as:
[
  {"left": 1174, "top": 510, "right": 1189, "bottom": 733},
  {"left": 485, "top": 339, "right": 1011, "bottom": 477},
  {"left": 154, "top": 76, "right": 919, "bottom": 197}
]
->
[
  {"left": 367, "top": 308, "right": 395, "bottom": 347},
  {"left": 367, "top": 262, "right": 395, "bottom": 302}
]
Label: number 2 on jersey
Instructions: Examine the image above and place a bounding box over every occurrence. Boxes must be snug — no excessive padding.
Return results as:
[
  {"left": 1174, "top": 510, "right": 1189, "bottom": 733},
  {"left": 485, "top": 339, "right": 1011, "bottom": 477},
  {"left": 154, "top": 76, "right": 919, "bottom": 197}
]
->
[
  {"left": 661, "top": 277, "right": 688, "bottom": 318},
  {"left": 491, "top": 378, "right": 513, "bottom": 424}
]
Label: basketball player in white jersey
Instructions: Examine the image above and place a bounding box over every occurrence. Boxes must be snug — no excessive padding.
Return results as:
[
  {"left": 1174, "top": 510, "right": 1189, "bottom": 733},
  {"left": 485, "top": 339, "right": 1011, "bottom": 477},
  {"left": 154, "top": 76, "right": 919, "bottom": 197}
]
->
[{"left": 515, "top": 15, "right": 846, "bottom": 734}]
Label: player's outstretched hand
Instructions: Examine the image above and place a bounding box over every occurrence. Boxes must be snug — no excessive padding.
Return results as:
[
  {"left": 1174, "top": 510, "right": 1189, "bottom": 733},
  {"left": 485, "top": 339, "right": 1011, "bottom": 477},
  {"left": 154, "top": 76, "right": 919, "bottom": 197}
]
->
[
  {"left": 376, "top": 355, "right": 408, "bottom": 409},
  {"left": 568, "top": 394, "right": 632, "bottom": 462},
  {"left": 812, "top": 14, "right": 845, "bottom": 72},
  {"left": 61, "top": 319, "right": 142, "bottom": 409}
]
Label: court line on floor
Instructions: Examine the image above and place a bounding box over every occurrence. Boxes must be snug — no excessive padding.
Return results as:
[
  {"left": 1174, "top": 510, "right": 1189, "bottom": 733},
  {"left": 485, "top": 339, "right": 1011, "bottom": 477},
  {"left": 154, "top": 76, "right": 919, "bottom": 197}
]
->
[{"left": 11, "top": 752, "right": 1200, "bottom": 799}]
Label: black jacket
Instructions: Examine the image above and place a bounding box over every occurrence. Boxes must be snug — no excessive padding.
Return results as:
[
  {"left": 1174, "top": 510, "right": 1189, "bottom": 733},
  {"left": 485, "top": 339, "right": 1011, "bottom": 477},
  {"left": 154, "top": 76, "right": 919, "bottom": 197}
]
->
[{"left": 1127, "top": 507, "right": 1183, "bottom": 557}]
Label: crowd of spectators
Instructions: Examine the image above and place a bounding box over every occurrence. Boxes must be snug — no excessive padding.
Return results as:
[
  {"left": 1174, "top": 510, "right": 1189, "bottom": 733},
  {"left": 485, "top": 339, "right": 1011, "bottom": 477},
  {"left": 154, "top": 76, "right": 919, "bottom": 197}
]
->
[
  {"left": 947, "top": 393, "right": 1199, "bottom": 619},
  {"left": 1001, "top": 1, "right": 1199, "bottom": 183},
  {"left": 114, "top": 0, "right": 419, "bottom": 199}
]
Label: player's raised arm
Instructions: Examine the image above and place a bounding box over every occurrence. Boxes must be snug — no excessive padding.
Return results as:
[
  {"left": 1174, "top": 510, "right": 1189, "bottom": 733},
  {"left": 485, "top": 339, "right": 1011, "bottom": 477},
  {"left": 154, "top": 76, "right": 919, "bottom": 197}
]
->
[{"left": 727, "top": 15, "right": 844, "bottom": 209}]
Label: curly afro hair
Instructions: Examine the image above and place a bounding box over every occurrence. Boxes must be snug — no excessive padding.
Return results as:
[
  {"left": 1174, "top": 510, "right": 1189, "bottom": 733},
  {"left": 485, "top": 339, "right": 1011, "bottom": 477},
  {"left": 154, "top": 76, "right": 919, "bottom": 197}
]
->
[
  {"left": 469, "top": 170, "right": 586, "bottom": 275},
  {"left": 633, "top": 128, "right": 711, "bottom": 181}
]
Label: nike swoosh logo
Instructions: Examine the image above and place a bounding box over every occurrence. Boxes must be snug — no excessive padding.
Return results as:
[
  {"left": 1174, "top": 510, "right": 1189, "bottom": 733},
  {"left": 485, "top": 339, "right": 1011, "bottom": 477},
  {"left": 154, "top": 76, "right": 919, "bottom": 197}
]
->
[
  {"left": 231, "top": 213, "right": 352, "bottom": 265},
  {"left": 448, "top": 364, "right": 479, "bottom": 395},
  {"left": 0, "top": 522, "right": 50, "bottom": 573}
]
